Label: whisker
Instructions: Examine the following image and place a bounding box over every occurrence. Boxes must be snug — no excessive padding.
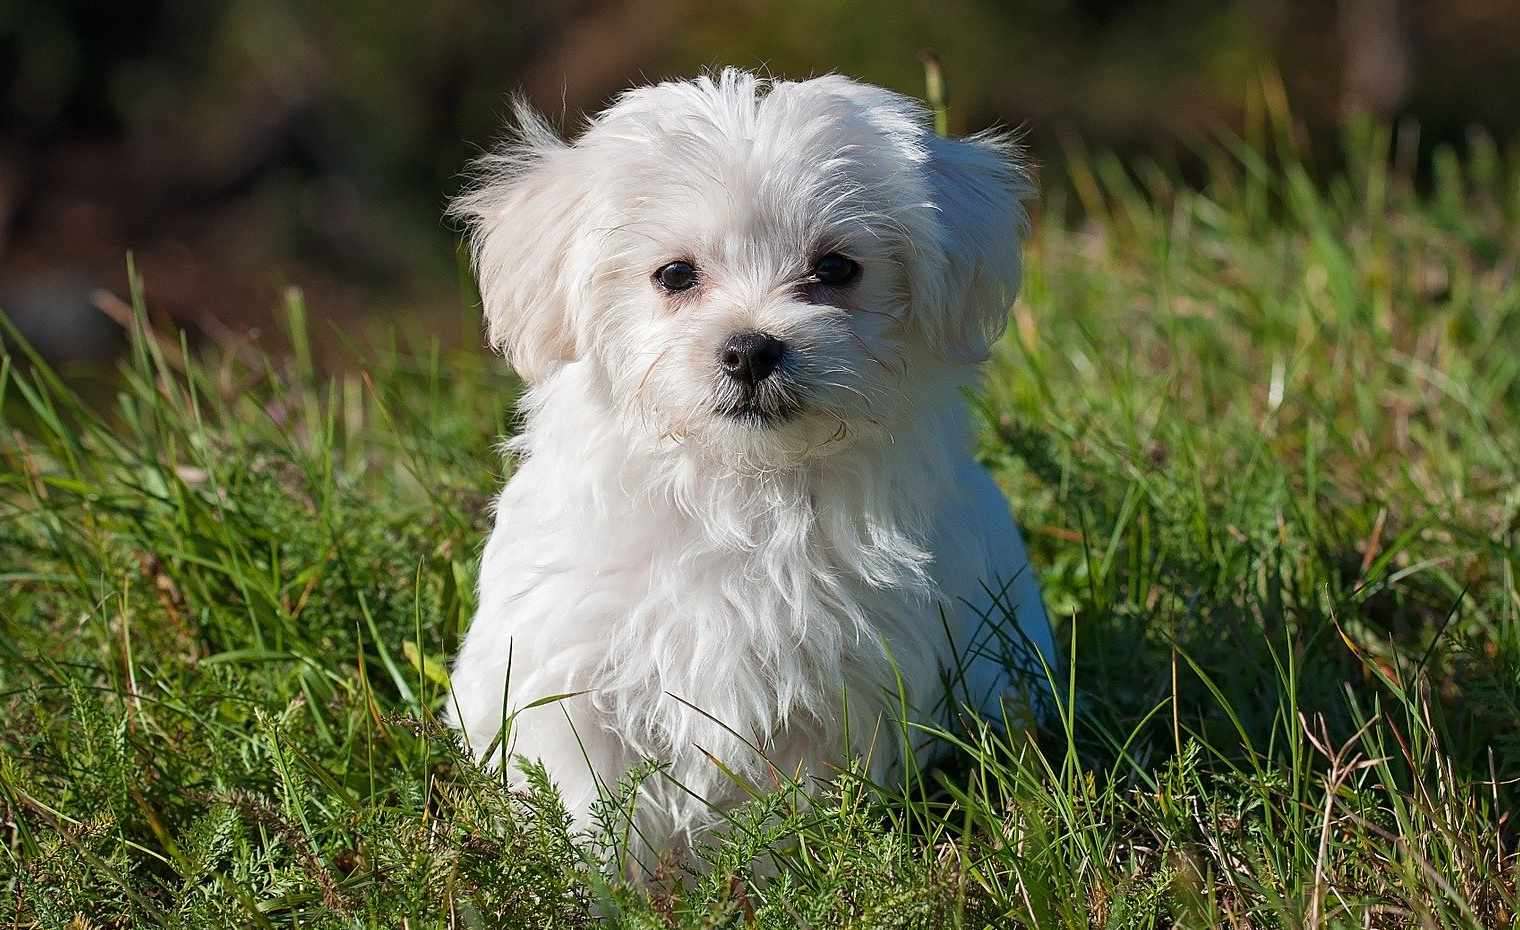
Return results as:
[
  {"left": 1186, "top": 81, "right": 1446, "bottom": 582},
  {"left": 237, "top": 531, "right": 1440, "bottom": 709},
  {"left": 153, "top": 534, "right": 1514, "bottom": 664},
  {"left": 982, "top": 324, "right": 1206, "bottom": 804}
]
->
[{"left": 636, "top": 345, "right": 676, "bottom": 404}]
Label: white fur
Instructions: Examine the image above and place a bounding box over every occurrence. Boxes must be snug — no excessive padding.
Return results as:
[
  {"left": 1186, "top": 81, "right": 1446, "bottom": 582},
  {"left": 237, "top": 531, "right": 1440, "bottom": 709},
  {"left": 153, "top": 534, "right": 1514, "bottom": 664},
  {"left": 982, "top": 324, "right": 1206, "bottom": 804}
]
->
[{"left": 446, "top": 69, "right": 1055, "bottom": 868}]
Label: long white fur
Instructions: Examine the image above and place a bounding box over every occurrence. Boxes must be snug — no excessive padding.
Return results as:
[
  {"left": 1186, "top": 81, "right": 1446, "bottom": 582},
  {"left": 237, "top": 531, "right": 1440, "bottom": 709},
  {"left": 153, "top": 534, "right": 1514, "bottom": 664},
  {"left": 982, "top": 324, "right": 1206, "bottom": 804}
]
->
[{"left": 446, "top": 69, "right": 1055, "bottom": 868}]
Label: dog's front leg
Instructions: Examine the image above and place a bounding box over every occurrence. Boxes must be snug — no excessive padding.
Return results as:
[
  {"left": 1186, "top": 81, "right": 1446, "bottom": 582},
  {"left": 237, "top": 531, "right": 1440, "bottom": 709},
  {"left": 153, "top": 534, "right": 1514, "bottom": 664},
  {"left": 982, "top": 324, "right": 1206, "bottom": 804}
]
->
[{"left": 498, "top": 696, "right": 632, "bottom": 834}]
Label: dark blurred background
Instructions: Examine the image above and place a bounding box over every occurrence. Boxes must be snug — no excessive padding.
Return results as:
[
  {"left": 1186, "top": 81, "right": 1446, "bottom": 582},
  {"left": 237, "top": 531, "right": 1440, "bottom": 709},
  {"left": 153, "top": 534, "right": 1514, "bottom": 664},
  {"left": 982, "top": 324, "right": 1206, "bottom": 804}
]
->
[{"left": 2, "top": 0, "right": 1517, "bottom": 362}]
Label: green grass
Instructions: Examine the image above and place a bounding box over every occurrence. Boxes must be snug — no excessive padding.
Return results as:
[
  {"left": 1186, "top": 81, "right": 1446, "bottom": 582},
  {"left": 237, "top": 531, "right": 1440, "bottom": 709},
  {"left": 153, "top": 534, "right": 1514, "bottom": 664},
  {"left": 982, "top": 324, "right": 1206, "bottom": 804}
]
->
[{"left": 3, "top": 117, "right": 1519, "bottom": 928}]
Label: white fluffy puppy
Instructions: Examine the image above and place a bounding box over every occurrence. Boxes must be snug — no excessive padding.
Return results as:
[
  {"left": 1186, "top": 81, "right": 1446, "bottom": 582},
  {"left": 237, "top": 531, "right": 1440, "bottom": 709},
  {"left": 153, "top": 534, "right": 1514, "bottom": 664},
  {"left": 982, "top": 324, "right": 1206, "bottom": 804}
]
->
[{"left": 447, "top": 68, "right": 1054, "bottom": 862}]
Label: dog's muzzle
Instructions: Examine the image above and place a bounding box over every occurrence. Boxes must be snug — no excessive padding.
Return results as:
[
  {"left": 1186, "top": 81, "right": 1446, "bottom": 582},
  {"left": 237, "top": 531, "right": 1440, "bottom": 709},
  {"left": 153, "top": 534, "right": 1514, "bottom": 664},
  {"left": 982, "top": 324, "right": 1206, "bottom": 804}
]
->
[{"left": 714, "top": 331, "right": 802, "bottom": 425}]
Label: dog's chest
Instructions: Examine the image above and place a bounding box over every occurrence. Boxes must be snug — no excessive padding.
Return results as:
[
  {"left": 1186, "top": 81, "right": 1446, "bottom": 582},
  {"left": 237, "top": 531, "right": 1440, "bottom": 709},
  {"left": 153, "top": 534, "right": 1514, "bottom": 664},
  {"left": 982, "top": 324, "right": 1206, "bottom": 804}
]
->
[
  {"left": 579, "top": 498, "right": 945, "bottom": 760},
  {"left": 482, "top": 437, "right": 960, "bottom": 779}
]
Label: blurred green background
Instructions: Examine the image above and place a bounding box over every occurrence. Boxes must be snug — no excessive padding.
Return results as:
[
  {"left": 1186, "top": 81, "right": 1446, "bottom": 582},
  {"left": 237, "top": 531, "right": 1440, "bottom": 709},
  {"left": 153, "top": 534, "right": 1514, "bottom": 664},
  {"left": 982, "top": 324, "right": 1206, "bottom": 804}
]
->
[{"left": 2, "top": 0, "right": 1517, "bottom": 361}]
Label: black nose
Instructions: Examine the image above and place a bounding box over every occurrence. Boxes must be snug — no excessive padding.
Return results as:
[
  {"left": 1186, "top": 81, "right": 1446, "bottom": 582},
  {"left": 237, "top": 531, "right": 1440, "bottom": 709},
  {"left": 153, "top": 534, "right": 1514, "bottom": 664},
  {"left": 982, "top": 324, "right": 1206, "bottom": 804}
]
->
[{"left": 719, "top": 331, "right": 785, "bottom": 387}]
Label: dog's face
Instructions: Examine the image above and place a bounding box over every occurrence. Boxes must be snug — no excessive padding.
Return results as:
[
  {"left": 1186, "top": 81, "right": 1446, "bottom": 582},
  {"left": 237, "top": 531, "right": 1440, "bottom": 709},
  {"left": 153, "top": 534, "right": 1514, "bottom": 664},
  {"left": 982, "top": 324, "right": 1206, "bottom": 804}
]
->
[{"left": 454, "top": 70, "right": 1030, "bottom": 466}]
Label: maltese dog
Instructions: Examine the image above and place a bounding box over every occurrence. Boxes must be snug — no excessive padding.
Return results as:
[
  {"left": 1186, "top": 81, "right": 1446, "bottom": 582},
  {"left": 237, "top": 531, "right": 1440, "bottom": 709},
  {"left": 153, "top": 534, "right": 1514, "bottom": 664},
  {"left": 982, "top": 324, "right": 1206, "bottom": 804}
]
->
[{"left": 446, "top": 68, "right": 1055, "bottom": 866}]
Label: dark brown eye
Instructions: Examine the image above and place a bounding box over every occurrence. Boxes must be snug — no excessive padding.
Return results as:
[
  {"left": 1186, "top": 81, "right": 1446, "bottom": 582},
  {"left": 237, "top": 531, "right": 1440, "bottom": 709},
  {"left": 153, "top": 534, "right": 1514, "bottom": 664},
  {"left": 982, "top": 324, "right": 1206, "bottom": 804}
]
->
[
  {"left": 813, "top": 253, "right": 860, "bottom": 286},
  {"left": 654, "top": 261, "right": 698, "bottom": 292}
]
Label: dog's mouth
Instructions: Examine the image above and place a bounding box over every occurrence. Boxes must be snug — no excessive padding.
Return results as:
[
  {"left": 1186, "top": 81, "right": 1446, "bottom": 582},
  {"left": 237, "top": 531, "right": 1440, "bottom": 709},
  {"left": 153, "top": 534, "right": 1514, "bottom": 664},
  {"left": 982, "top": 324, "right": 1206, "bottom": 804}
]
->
[
  {"left": 709, "top": 358, "right": 812, "bottom": 428},
  {"left": 714, "top": 384, "right": 808, "bottom": 425},
  {"left": 714, "top": 394, "right": 804, "bottom": 426}
]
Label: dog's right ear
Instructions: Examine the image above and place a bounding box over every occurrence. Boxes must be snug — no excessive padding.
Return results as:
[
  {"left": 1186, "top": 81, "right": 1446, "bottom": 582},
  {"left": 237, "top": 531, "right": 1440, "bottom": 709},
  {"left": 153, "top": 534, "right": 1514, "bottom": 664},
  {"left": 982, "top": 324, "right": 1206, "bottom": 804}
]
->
[{"left": 450, "top": 101, "right": 591, "bottom": 383}]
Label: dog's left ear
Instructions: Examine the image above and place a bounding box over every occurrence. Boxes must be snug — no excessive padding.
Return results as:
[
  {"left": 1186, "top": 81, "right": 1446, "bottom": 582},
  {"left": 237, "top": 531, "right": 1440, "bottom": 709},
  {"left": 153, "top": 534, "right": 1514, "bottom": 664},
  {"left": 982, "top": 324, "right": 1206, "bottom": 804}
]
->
[
  {"left": 912, "top": 131, "right": 1032, "bottom": 362},
  {"left": 450, "top": 101, "right": 594, "bottom": 383}
]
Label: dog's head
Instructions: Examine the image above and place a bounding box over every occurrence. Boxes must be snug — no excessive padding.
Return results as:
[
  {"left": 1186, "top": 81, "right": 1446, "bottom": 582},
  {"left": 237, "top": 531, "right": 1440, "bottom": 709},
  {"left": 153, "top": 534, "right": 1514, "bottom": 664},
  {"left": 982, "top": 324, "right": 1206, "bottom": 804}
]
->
[{"left": 453, "top": 69, "right": 1030, "bottom": 465}]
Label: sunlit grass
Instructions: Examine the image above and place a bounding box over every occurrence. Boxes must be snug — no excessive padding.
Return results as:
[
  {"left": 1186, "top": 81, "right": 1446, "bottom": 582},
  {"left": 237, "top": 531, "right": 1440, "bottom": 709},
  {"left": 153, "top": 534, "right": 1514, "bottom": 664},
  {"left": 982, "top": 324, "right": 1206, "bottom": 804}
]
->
[{"left": 2, "top": 113, "right": 1517, "bottom": 927}]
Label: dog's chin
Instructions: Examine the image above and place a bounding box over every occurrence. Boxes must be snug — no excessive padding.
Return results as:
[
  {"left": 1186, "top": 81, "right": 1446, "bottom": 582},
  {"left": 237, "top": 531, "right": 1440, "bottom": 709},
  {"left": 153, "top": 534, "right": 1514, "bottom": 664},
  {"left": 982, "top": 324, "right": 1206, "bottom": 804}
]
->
[{"left": 684, "top": 401, "right": 863, "bottom": 470}]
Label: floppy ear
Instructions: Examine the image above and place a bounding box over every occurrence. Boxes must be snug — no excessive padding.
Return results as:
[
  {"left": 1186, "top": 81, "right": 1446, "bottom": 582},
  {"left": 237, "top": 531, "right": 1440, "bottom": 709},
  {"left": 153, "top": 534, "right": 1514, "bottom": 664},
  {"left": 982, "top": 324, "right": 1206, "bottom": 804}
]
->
[
  {"left": 912, "top": 131, "right": 1032, "bottom": 362},
  {"left": 450, "top": 102, "right": 593, "bottom": 382}
]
